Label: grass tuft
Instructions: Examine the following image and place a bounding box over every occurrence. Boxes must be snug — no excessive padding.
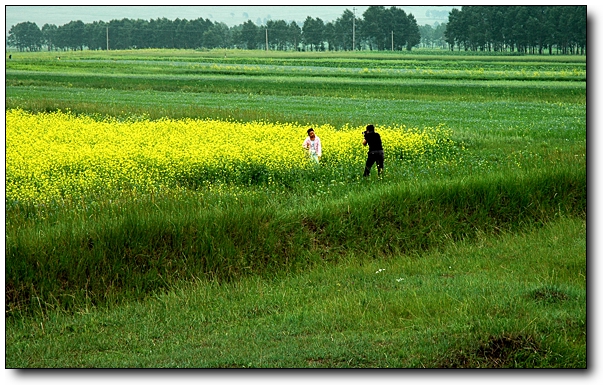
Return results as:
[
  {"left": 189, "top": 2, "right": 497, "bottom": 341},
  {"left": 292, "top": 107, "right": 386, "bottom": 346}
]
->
[{"left": 438, "top": 333, "right": 543, "bottom": 368}]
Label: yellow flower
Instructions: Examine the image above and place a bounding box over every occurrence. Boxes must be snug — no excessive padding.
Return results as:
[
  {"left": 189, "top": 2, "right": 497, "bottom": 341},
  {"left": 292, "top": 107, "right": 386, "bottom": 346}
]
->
[{"left": 5, "top": 109, "right": 455, "bottom": 205}]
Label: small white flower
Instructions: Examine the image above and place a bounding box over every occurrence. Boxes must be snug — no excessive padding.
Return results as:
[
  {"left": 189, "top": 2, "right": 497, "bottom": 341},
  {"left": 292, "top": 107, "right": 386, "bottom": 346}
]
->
[
  {"left": 396, "top": 278, "right": 405, "bottom": 282},
  {"left": 375, "top": 268, "right": 385, "bottom": 274}
]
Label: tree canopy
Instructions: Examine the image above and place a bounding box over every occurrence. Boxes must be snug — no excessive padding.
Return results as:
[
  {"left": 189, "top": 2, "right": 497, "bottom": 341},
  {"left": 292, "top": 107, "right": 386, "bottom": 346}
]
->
[
  {"left": 444, "top": 6, "right": 586, "bottom": 54},
  {"left": 6, "top": 6, "right": 586, "bottom": 54}
]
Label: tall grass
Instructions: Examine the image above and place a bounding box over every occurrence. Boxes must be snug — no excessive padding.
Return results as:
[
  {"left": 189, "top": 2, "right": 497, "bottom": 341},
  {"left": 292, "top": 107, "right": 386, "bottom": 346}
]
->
[
  {"left": 5, "top": 215, "right": 585, "bottom": 368},
  {"left": 5, "top": 161, "right": 585, "bottom": 318}
]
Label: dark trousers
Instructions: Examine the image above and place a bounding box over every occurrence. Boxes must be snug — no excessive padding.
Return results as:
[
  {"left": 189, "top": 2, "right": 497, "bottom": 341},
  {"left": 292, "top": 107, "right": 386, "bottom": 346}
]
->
[{"left": 363, "top": 150, "right": 384, "bottom": 177}]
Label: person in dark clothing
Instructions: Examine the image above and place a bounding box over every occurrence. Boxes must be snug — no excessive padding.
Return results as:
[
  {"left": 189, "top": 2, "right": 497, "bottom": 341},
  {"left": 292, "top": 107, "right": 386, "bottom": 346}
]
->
[{"left": 362, "top": 124, "right": 384, "bottom": 177}]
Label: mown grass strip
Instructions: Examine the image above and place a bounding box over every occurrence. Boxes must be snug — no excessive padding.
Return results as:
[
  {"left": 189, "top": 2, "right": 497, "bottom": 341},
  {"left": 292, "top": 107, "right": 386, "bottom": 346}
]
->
[{"left": 5, "top": 72, "right": 586, "bottom": 105}]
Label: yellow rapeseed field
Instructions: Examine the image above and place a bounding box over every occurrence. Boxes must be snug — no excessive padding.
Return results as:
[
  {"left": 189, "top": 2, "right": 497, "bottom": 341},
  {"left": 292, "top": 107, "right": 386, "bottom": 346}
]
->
[{"left": 5, "top": 109, "right": 454, "bottom": 205}]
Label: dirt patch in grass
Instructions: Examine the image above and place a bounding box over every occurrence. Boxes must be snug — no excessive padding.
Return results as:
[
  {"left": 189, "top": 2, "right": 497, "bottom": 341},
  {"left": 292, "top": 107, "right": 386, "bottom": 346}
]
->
[
  {"left": 437, "top": 333, "right": 542, "bottom": 368},
  {"left": 528, "top": 286, "right": 570, "bottom": 303}
]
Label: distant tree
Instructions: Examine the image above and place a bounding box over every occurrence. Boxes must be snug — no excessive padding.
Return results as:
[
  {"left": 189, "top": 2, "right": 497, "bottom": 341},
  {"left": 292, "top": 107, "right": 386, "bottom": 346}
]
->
[
  {"left": 464, "top": 6, "right": 489, "bottom": 51},
  {"left": 266, "top": 19, "right": 288, "bottom": 50},
  {"left": 203, "top": 22, "right": 230, "bottom": 49},
  {"left": 172, "top": 18, "right": 187, "bottom": 49},
  {"left": 53, "top": 20, "right": 86, "bottom": 50},
  {"left": 230, "top": 23, "right": 243, "bottom": 48},
  {"left": 84, "top": 21, "right": 106, "bottom": 50},
  {"left": 324, "top": 21, "right": 336, "bottom": 51},
  {"left": 189, "top": 18, "right": 214, "bottom": 49},
  {"left": 107, "top": 19, "right": 133, "bottom": 50},
  {"left": 513, "top": 6, "right": 531, "bottom": 53},
  {"left": 333, "top": 9, "right": 355, "bottom": 51},
  {"left": 358, "top": 6, "right": 419, "bottom": 51},
  {"left": 405, "top": 13, "right": 421, "bottom": 50},
  {"left": 70, "top": 20, "right": 86, "bottom": 50},
  {"left": 288, "top": 21, "right": 302, "bottom": 51},
  {"left": 498, "top": 6, "right": 518, "bottom": 52},
  {"left": 237, "top": 20, "right": 259, "bottom": 49},
  {"left": 256, "top": 24, "right": 267, "bottom": 50},
  {"left": 360, "top": 6, "right": 386, "bottom": 50},
  {"left": 8, "top": 21, "right": 43, "bottom": 51},
  {"left": 41, "top": 23, "right": 58, "bottom": 51},
  {"left": 302, "top": 16, "right": 325, "bottom": 51},
  {"left": 173, "top": 17, "right": 210, "bottom": 49},
  {"left": 525, "top": 6, "right": 549, "bottom": 54},
  {"left": 147, "top": 17, "right": 172, "bottom": 48},
  {"left": 386, "top": 7, "right": 409, "bottom": 50},
  {"left": 488, "top": 7, "right": 506, "bottom": 52},
  {"left": 444, "top": 8, "right": 463, "bottom": 50},
  {"left": 567, "top": 5, "right": 586, "bottom": 54},
  {"left": 433, "top": 22, "right": 448, "bottom": 49},
  {"left": 444, "top": 5, "right": 585, "bottom": 54},
  {"left": 129, "top": 19, "right": 151, "bottom": 49},
  {"left": 419, "top": 24, "right": 434, "bottom": 48}
]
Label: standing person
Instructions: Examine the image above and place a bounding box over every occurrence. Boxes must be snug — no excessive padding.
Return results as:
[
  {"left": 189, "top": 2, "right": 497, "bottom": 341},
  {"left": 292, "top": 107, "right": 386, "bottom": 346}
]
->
[
  {"left": 362, "top": 124, "right": 384, "bottom": 177},
  {"left": 302, "top": 128, "right": 322, "bottom": 163}
]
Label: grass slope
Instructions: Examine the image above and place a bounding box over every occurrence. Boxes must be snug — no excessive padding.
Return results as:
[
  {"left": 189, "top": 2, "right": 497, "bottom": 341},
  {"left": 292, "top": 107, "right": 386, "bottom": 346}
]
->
[
  {"left": 6, "top": 163, "right": 586, "bottom": 318},
  {"left": 5, "top": 216, "right": 586, "bottom": 368}
]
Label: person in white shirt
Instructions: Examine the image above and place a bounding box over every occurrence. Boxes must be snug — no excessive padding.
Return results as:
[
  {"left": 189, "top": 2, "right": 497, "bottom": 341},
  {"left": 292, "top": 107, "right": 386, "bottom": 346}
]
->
[{"left": 302, "top": 128, "right": 322, "bottom": 163}]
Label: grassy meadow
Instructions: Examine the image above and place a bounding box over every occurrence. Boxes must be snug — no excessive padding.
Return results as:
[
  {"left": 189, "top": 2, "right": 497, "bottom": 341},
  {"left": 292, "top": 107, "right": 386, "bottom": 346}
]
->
[{"left": 4, "top": 49, "right": 586, "bottom": 368}]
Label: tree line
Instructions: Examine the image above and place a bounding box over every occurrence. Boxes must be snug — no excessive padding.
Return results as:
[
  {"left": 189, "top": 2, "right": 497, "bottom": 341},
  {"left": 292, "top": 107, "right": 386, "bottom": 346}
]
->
[
  {"left": 444, "top": 6, "right": 586, "bottom": 54},
  {"left": 7, "top": 6, "right": 586, "bottom": 54},
  {"left": 6, "top": 6, "right": 420, "bottom": 52}
]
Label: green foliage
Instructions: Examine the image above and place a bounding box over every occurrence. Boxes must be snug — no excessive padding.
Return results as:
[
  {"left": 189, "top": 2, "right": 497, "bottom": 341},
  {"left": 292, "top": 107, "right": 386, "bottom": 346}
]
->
[
  {"left": 7, "top": 6, "right": 425, "bottom": 52},
  {"left": 7, "top": 21, "right": 43, "bottom": 51},
  {"left": 6, "top": 216, "right": 585, "bottom": 367},
  {"left": 445, "top": 6, "right": 586, "bottom": 55},
  {"left": 5, "top": 163, "right": 586, "bottom": 317}
]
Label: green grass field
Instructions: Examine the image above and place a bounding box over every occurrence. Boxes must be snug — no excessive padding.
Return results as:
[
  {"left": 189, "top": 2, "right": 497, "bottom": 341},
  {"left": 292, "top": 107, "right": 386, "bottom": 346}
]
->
[{"left": 4, "top": 48, "right": 586, "bottom": 368}]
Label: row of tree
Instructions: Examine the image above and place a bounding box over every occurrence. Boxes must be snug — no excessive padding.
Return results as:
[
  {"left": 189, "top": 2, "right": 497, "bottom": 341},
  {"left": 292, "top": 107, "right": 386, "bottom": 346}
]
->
[
  {"left": 6, "top": 6, "right": 421, "bottom": 52},
  {"left": 444, "top": 6, "right": 586, "bottom": 54},
  {"left": 7, "top": 6, "right": 587, "bottom": 54}
]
